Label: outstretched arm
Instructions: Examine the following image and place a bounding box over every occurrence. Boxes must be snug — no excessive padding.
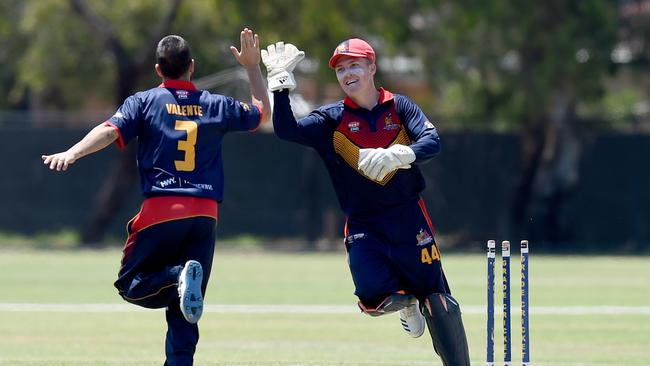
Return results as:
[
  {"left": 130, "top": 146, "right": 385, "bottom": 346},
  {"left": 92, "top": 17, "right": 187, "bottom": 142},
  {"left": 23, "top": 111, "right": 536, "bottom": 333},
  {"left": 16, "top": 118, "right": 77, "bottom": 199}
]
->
[
  {"left": 230, "top": 28, "right": 271, "bottom": 124},
  {"left": 41, "top": 123, "right": 118, "bottom": 171},
  {"left": 273, "top": 90, "right": 334, "bottom": 148},
  {"left": 272, "top": 90, "right": 300, "bottom": 142}
]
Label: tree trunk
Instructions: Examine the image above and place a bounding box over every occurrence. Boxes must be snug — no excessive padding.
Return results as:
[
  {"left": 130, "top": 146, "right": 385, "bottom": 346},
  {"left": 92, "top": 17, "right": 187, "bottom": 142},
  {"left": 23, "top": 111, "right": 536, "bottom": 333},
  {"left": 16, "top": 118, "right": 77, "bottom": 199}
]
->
[
  {"left": 80, "top": 63, "right": 140, "bottom": 246},
  {"left": 80, "top": 143, "right": 138, "bottom": 244},
  {"left": 512, "top": 88, "right": 580, "bottom": 245},
  {"left": 70, "top": 0, "right": 183, "bottom": 244}
]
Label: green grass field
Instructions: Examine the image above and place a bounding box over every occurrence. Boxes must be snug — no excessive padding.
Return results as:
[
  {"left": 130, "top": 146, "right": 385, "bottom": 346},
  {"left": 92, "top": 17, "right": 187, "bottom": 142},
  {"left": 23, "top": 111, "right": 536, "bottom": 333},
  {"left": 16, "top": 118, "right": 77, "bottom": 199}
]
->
[{"left": 1, "top": 248, "right": 649, "bottom": 365}]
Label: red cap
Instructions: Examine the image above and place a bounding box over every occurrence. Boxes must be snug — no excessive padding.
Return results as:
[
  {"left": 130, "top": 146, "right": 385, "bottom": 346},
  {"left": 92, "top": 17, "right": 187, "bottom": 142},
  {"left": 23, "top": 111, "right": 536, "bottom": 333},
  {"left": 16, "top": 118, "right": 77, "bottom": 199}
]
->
[{"left": 328, "top": 38, "right": 376, "bottom": 68}]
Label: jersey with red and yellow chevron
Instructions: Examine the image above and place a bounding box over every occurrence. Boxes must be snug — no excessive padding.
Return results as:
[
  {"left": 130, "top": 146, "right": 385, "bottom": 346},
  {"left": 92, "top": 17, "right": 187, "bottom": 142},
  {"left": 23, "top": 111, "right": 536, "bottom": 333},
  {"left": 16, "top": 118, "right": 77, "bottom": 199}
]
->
[
  {"left": 333, "top": 103, "right": 412, "bottom": 185},
  {"left": 272, "top": 87, "right": 440, "bottom": 216}
]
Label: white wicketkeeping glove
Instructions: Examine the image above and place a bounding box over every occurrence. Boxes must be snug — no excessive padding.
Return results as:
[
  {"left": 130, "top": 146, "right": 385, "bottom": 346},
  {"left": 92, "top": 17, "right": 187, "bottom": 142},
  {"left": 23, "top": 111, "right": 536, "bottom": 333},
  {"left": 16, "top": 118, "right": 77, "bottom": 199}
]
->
[
  {"left": 358, "top": 144, "right": 416, "bottom": 181},
  {"left": 261, "top": 42, "right": 305, "bottom": 92}
]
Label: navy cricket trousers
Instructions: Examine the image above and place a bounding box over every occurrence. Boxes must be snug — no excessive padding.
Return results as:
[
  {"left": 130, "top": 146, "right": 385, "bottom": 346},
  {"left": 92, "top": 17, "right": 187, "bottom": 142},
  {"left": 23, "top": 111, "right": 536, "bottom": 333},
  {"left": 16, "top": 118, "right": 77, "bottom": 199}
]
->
[
  {"left": 345, "top": 198, "right": 450, "bottom": 308},
  {"left": 114, "top": 215, "right": 216, "bottom": 366}
]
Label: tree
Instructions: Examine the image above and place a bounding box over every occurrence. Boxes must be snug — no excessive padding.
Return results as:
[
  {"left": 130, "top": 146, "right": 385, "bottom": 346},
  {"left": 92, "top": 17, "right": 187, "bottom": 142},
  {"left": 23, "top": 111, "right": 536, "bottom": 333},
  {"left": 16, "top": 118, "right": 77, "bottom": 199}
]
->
[
  {"left": 10, "top": 0, "right": 277, "bottom": 243},
  {"left": 68, "top": 0, "right": 183, "bottom": 244},
  {"left": 0, "top": 2, "right": 29, "bottom": 110},
  {"left": 404, "top": 1, "right": 619, "bottom": 243},
  {"left": 6, "top": 1, "right": 629, "bottom": 245},
  {"left": 14, "top": 0, "right": 223, "bottom": 244},
  {"left": 221, "top": 0, "right": 413, "bottom": 247}
]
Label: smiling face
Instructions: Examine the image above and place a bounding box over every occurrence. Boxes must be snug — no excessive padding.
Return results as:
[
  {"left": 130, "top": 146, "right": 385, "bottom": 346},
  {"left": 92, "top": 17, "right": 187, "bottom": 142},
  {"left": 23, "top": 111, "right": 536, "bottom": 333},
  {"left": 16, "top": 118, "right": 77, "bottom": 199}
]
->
[{"left": 334, "top": 56, "right": 376, "bottom": 98}]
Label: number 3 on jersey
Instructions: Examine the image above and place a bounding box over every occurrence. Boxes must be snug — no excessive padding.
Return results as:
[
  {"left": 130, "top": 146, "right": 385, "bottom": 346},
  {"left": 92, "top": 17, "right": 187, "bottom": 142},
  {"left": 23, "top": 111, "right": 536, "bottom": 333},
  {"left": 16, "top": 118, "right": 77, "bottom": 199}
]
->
[{"left": 174, "top": 120, "right": 198, "bottom": 171}]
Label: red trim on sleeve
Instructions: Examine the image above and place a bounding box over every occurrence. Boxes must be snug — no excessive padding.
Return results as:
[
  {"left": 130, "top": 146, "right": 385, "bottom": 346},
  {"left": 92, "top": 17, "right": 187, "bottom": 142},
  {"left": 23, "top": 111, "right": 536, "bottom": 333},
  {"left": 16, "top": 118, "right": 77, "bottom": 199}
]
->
[
  {"left": 104, "top": 121, "right": 125, "bottom": 149},
  {"left": 129, "top": 196, "right": 218, "bottom": 234},
  {"left": 159, "top": 80, "right": 198, "bottom": 91},
  {"left": 249, "top": 104, "right": 264, "bottom": 132}
]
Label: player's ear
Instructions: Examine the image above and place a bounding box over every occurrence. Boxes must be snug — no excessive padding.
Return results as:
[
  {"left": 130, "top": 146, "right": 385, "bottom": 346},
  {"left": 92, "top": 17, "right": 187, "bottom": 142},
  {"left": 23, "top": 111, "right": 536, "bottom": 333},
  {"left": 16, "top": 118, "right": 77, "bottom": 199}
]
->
[
  {"left": 188, "top": 59, "right": 195, "bottom": 76},
  {"left": 155, "top": 64, "right": 164, "bottom": 78},
  {"left": 369, "top": 61, "right": 377, "bottom": 76}
]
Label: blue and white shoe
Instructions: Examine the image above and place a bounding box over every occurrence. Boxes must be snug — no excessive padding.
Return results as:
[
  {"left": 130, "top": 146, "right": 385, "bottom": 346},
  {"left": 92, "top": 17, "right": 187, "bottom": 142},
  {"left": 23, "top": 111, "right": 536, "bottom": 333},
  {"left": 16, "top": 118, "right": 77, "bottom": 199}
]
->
[
  {"left": 178, "top": 260, "right": 203, "bottom": 324},
  {"left": 399, "top": 301, "right": 425, "bottom": 338}
]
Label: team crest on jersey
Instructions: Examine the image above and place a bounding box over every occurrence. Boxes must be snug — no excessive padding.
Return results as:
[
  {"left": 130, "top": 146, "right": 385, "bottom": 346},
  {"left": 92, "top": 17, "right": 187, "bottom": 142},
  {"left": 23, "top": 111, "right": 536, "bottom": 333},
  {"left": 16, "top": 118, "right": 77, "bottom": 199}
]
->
[
  {"left": 348, "top": 121, "right": 360, "bottom": 132},
  {"left": 240, "top": 102, "right": 251, "bottom": 111},
  {"left": 416, "top": 229, "right": 433, "bottom": 246},
  {"left": 424, "top": 120, "right": 435, "bottom": 129},
  {"left": 175, "top": 90, "right": 189, "bottom": 99},
  {"left": 383, "top": 113, "right": 399, "bottom": 130}
]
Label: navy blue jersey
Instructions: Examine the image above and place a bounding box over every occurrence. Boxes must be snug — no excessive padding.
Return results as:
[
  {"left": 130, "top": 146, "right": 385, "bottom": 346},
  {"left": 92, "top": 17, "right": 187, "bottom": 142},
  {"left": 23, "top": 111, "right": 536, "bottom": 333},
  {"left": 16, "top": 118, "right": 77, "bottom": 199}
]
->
[
  {"left": 107, "top": 80, "right": 262, "bottom": 202},
  {"left": 273, "top": 88, "right": 440, "bottom": 216}
]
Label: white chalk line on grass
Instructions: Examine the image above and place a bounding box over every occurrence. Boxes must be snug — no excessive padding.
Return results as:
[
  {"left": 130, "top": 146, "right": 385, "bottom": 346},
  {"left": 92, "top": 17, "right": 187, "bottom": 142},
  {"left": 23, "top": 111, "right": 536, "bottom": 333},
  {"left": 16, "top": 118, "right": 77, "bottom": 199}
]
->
[{"left": 0, "top": 303, "right": 649, "bottom": 315}]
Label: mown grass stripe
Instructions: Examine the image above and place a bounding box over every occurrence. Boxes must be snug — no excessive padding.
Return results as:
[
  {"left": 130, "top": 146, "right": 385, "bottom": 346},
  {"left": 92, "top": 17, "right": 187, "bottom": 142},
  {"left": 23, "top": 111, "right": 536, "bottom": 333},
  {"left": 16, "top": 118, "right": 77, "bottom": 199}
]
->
[{"left": 1, "top": 303, "right": 649, "bottom": 314}]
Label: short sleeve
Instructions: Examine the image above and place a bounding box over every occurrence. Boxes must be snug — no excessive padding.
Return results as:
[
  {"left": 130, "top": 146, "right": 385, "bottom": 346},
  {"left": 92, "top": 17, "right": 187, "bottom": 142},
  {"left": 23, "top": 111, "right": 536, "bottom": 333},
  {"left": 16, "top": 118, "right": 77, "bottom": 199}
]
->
[
  {"left": 106, "top": 95, "right": 142, "bottom": 148},
  {"left": 222, "top": 96, "right": 262, "bottom": 132}
]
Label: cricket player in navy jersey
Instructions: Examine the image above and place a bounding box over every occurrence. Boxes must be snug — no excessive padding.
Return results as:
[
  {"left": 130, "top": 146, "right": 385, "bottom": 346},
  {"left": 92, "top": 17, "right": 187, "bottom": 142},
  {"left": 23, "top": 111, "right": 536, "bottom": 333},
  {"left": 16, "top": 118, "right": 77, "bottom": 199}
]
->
[
  {"left": 262, "top": 39, "right": 470, "bottom": 365},
  {"left": 41, "top": 29, "right": 270, "bottom": 366}
]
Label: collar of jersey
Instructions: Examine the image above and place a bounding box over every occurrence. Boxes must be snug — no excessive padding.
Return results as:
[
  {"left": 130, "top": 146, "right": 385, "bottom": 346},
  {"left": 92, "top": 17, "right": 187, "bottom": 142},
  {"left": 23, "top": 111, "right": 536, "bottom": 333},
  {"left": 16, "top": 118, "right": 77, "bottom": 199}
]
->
[
  {"left": 159, "top": 79, "right": 198, "bottom": 91},
  {"left": 343, "top": 87, "right": 394, "bottom": 109}
]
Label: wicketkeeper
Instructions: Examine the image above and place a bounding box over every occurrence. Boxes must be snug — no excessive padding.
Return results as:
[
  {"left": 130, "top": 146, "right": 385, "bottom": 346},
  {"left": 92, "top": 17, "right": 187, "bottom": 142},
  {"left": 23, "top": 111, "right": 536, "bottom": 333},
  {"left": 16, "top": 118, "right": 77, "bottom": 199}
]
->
[{"left": 263, "top": 38, "right": 471, "bottom": 365}]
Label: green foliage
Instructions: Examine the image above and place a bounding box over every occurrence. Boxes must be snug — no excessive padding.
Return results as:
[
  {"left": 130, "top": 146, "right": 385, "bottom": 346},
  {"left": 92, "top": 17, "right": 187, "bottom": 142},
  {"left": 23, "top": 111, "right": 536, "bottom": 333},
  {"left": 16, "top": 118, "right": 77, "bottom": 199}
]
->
[
  {"left": 222, "top": 0, "right": 418, "bottom": 86},
  {"left": 412, "top": 0, "right": 621, "bottom": 129},
  {"left": 598, "top": 87, "right": 644, "bottom": 129},
  {"left": 174, "top": 1, "right": 243, "bottom": 75},
  {"left": 0, "top": 1, "right": 640, "bottom": 132},
  {"left": 8, "top": 0, "right": 240, "bottom": 109},
  {"left": 15, "top": 1, "right": 115, "bottom": 108},
  {"left": 0, "top": 2, "right": 29, "bottom": 109}
]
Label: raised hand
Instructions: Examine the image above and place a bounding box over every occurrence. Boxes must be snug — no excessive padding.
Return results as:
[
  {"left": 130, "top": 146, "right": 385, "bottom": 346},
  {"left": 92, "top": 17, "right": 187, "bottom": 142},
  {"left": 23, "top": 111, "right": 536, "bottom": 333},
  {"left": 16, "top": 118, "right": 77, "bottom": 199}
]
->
[
  {"left": 261, "top": 41, "right": 305, "bottom": 91},
  {"left": 230, "top": 28, "right": 261, "bottom": 69}
]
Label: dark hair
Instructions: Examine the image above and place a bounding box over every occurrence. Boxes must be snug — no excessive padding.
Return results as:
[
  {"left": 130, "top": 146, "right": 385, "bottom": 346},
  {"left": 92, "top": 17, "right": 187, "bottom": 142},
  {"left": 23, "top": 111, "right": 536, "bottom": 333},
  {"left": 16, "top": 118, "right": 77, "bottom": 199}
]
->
[{"left": 156, "top": 35, "right": 192, "bottom": 79}]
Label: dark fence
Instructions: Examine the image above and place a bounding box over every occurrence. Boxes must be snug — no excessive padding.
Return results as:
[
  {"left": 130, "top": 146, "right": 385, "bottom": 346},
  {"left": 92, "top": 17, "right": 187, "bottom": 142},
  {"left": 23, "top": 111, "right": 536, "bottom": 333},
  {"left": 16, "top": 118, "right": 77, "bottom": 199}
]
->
[{"left": 2, "top": 127, "right": 649, "bottom": 250}]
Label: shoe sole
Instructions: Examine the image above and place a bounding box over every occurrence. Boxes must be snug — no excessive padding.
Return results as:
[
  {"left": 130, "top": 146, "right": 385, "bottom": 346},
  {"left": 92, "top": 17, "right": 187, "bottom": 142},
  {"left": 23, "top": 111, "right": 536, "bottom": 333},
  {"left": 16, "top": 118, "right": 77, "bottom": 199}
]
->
[{"left": 179, "top": 260, "right": 203, "bottom": 324}]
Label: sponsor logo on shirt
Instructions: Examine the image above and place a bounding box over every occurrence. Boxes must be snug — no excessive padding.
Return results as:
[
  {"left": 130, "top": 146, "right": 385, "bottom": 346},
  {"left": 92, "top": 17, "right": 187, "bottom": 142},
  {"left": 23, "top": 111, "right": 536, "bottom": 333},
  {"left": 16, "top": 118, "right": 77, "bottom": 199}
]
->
[
  {"left": 416, "top": 229, "right": 433, "bottom": 246},
  {"left": 176, "top": 90, "right": 189, "bottom": 99},
  {"left": 348, "top": 121, "right": 360, "bottom": 132},
  {"left": 240, "top": 102, "right": 251, "bottom": 112},
  {"left": 345, "top": 233, "right": 367, "bottom": 244},
  {"left": 154, "top": 168, "right": 214, "bottom": 191}
]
